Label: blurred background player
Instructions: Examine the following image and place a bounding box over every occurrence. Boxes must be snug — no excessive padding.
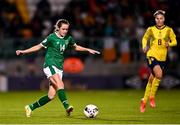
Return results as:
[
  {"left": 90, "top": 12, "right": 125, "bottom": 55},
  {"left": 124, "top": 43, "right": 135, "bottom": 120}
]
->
[
  {"left": 140, "top": 10, "right": 177, "bottom": 113},
  {"left": 16, "top": 19, "right": 100, "bottom": 117}
]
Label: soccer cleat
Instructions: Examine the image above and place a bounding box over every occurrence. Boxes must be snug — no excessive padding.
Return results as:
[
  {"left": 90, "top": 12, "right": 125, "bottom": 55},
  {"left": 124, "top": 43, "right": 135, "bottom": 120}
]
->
[
  {"left": 140, "top": 98, "right": 146, "bottom": 113},
  {"left": 25, "top": 105, "right": 32, "bottom": 117},
  {"left": 66, "top": 105, "right": 73, "bottom": 116},
  {"left": 150, "top": 97, "right": 156, "bottom": 108}
]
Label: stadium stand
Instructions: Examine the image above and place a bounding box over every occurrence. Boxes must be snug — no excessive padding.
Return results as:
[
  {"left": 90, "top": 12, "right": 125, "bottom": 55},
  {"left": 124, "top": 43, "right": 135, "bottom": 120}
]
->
[{"left": 0, "top": 0, "right": 179, "bottom": 90}]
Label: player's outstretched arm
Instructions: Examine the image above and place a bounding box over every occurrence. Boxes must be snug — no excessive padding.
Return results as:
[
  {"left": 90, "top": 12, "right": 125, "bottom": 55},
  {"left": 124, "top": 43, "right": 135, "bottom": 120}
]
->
[
  {"left": 16, "top": 44, "right": 43, "bottom": 55},
  {"left": 74, "top": 44, "right": 100, "bottom": 55}
]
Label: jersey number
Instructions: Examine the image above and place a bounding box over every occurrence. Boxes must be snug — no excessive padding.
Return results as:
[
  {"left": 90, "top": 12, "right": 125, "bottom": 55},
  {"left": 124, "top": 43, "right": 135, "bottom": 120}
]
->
[
  {"left": 158, "top": 39, "right": 162, "bottom": 45},
  {"left": 60, "top": 44, "right": 65, "bottom": 53}
]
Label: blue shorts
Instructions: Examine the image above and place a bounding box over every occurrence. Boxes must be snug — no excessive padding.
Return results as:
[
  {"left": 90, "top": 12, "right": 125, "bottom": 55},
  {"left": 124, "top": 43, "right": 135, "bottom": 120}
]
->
[{"left": 146, "top": 57, "right": 167, "bottom": 75}]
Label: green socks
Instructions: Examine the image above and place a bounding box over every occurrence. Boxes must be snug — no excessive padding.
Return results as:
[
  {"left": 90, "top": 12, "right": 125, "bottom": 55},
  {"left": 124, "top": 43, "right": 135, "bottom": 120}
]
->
[
  {"left": 57, "top": 89, "right": 69, "bottom": 109},
  {"left": 29, "top": 89, "right": 69, "bottom": 111},
  {"left": 30, "top": 95, "right": 51, "bottom": 111}
]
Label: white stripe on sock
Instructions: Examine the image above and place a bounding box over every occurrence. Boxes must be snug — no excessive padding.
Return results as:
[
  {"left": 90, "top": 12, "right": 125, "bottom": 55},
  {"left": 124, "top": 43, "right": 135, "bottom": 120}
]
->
[{"left": 37, "top": 101, "right": 41, "bottom": 106}]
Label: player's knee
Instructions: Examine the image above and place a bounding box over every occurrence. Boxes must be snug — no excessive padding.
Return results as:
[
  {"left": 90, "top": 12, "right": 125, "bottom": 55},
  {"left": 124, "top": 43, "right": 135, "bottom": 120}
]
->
[
  {"left": 51, "top": 82, "right": 62, "bottom": 90},
  {"left": 153, "top": 67, "right": 163, "bottom": 79}
]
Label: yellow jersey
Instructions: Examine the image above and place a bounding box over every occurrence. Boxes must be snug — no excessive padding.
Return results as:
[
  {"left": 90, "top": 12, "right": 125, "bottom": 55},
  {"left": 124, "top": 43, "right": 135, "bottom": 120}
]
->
[{"left": 142, "top": 25, "right": 177, "bottom": 61}]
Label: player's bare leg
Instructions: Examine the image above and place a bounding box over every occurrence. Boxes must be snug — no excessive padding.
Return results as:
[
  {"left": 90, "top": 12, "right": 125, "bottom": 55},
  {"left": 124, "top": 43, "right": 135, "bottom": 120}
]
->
[
  {"left": 50, "top": 73, "right": 73, "bottom": 116},
  {"left": 24, "top": 82, "right": 56, "bottom": 117},
  {"left": 150, "top": 65, "right": 162, "bottom": 108},
  {"left": 48, "top": 83, "right": 57, "bottom": 100}
]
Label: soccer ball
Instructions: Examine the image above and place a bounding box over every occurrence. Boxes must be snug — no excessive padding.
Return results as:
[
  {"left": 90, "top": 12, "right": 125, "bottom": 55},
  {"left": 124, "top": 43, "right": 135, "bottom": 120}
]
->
[{"left": 83, "top": 104, "right": 99, "bottom": 118}]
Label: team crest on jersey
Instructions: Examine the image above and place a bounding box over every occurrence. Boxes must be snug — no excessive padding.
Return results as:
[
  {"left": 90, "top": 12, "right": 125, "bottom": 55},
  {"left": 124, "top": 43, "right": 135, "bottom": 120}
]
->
[
  {"left": 56, "top": 41, "right": 60, "bottom": 44},
  {"left": 158, "top": 32, "right": 162, "bottom": 38}
]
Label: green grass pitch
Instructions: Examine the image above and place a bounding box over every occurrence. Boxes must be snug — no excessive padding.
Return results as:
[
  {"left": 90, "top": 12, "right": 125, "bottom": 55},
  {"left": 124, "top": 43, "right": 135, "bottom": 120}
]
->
[{"left": 0, "top": 89, "right": 180, "bottom": 124}]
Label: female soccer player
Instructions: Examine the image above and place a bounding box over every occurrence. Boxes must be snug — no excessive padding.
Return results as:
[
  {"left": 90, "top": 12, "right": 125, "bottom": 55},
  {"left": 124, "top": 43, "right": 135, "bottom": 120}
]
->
[
  {"left": 16, "top": 19, "right": 100, "bottom": 117},
  {"left": 140, "top": 10, "right": 177, "bottom": 113}
]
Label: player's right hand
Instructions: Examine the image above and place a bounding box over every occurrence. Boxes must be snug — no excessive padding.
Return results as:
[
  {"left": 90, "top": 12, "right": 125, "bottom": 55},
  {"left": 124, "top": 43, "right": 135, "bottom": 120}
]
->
[
  {"left": 87, "top": 49, "right": 100, "bottom": 55},
  {"left": 16, "top": 50, "right": 24, "bottom": 55}
]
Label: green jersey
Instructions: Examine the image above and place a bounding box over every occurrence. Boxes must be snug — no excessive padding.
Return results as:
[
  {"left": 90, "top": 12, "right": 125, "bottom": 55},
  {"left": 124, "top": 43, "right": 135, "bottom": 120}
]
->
[{"left": 41, "top": 32, "right": 76, "bottom": 70}]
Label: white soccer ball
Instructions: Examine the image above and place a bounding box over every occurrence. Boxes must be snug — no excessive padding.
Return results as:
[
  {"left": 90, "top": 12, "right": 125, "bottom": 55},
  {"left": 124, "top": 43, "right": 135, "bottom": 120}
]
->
[{"left": 83, "top": 104, "right": 99, "bottom": 118}]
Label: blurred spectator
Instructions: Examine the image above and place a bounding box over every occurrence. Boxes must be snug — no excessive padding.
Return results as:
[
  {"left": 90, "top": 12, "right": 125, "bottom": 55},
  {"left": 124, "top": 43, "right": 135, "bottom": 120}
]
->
[
  {"left": 0, "top": 0, "right": 179, "bottom": 39},
  {"left": 103, "top": 37, "right": 116, "bottom": 62},
  {"left": 138, "top": 62, "right": 150, "bottom": 88},
  {"left": 0, "top": 71, "right": 8, "bottom": 92},
  {"left": 30, "top": 14, "right": 43, "bottom": 37},
  {"left": 37, "top": 0, "right": 51, "bottom": 18},
  {"left": 0, "top": 0, "right": 180, "bottom": 76}
]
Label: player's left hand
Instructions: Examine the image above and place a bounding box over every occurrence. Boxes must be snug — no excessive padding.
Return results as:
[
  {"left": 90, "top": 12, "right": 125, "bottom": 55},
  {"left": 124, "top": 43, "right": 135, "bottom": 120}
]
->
[
  {"left": 88, "top": 49, "right": 100, "bottom": 54},
  {"left": 165, "top": 41, "right": 169, "bottom": 48},
  {"left": 143, "top": 47, "right": 148, "bottom": 53}
]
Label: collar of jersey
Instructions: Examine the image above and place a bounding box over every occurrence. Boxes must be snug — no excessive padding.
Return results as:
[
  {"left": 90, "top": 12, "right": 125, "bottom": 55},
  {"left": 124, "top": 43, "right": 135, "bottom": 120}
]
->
[
  {"left": 55, "top": 32, "right": 65, "bottom": 39},
  {"left": 155, "top": 25, "right": 166, "bottom": 30}
]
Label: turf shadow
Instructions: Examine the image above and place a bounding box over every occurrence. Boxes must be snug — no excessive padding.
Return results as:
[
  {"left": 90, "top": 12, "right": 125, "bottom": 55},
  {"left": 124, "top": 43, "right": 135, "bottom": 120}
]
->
[{"left": 70, "top": 116, "right": 143, "bottom": 123}]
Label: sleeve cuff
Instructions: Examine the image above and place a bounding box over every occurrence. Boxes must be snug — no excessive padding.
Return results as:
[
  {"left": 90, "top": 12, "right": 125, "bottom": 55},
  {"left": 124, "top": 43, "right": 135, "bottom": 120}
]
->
[{"left": 40, "top": 43, "right": 47, "bottom": 48}]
